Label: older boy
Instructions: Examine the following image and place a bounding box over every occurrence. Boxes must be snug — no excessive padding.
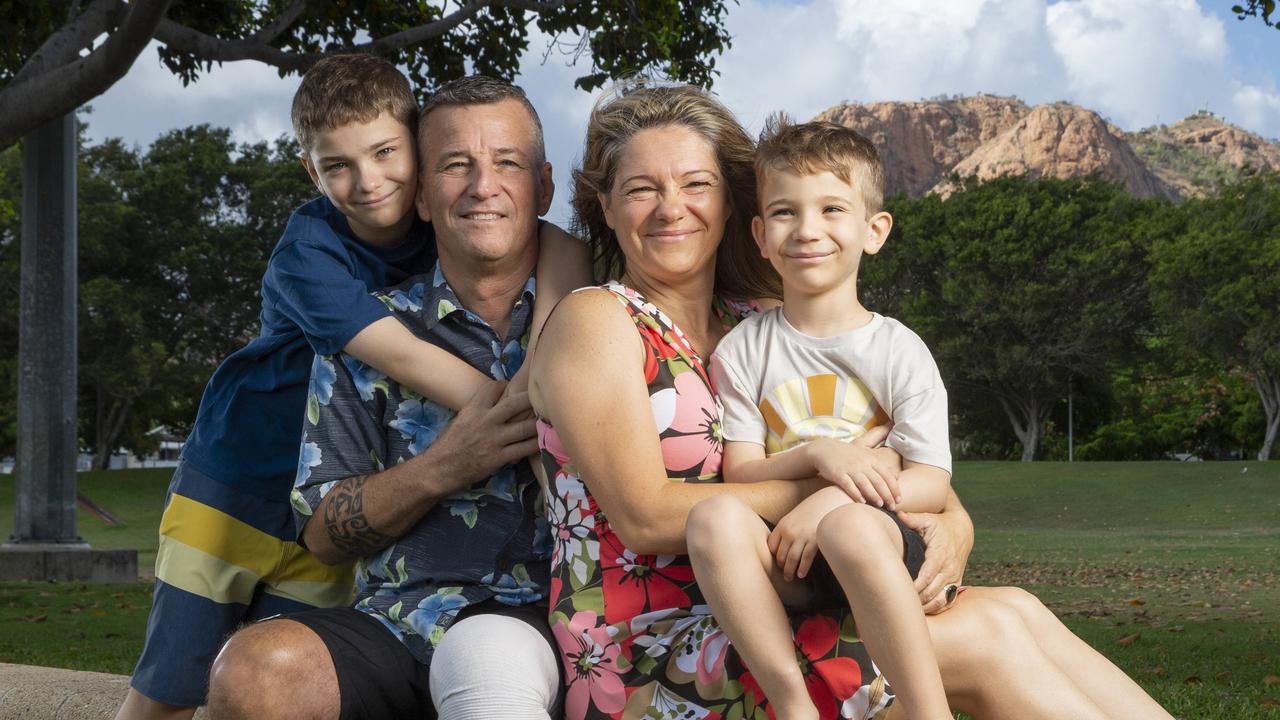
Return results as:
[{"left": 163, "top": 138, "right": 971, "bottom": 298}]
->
[{"left": 689, "top": 118, "right": 954, "bottom": 720}]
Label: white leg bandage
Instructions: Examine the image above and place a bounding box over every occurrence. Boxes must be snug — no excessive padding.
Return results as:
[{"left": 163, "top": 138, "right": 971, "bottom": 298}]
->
[{"left": 429, "top": 612, "right": 560, "bottom": 720}]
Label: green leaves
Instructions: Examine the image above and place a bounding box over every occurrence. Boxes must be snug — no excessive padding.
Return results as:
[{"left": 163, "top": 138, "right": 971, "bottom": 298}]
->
[{"left": 870, "top": 176, "right": 1154, "bottom": 459}]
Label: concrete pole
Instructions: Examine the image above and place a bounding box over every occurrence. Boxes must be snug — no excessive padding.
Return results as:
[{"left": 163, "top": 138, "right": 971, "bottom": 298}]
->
[{"left": 11, "top": 113, "right": 82, "bottom": 546}]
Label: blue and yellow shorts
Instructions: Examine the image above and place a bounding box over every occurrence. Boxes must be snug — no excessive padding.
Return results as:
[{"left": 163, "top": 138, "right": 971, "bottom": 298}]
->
[{"left": 130, "top": 460, "right": 355, "bottom": 707}]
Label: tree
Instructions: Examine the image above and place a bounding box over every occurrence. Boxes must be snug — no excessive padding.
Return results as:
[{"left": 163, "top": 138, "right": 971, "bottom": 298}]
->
[
  {"left": 1234, "top": 1, "right": 1280, "bottom": 28},
  {"left": 1150, "top": 172, "right": 1280, "bottom": 460},
  {"left": 867, "top": 176, "right": 1156, "bottom": 461},
  {"left": 0, "top": 0, "right": 736, "bottom": 149}
]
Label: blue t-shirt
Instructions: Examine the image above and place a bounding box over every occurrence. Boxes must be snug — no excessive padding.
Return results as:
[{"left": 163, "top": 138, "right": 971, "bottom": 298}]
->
[{"left": 181, "top": 196, "right": 437, "bottom": 499}]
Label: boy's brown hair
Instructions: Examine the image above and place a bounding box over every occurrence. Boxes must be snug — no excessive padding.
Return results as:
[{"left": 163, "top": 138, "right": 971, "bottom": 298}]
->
[
  {"left": 755, "top": 114, "right": 885, "bottom": 214},
  {"left": 291, "top": 54, "right": 418, "bottom": 152}
]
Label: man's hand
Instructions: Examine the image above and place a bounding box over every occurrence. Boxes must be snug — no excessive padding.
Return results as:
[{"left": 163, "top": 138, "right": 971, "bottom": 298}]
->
[
  {"left": 427, "top": 380, "right": 540, "bottom": 497},
  {"left": 805, "top": 435, "right": 900, "bottom": 509},
  {"left": 898, "top": 493, "right": 974, "bottom": 614},
  {"left": 768, "top": 486, "right": 852, "bottom": 582},
  {"left": 303, "top": 381, "right": 539, "bottom": 564}
]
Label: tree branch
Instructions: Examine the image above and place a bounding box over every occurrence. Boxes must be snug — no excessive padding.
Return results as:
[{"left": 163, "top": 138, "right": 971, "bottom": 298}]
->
[
  {"left": 251, "top": 0, "right": 309, "bottom": 44},
  {"left": 153, "top": 0, "right": 581, "bottom": 74},
  {"left": 0, "top": 0, "right": 172, "bottom": 150},
  {"left": 152, "top": 16, "right": 320, "bottom": 73},
  {"left": 359, "top": 0, "right": 575, "bottom": 54},
  {"left": 11, "top": 0, "right": 123, "bottom": 86}
]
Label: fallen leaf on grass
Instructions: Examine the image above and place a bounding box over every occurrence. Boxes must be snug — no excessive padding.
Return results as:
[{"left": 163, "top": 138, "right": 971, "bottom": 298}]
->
[
  {"left": 1184, "top": 676, "right": 1202, "bottom": 685},
  {"left": 1265, "top": 675, "right": 1280, "bottom": 685},
  {"left": 1261, "top": 698, "right": 1279, "bottom": 708},
  {"left": 1215, "top": 671, "right": 1233, "bottom": 682},
  {"left": 1117, "top": 633, "right": 1141, "bottom": 646},
  {"left": 1167, "top": 625, "right": 1185, "bottom": 633},
  {"left": 26, "top": 614, "right": 47, "bottom": 622},
  {"left": 1126, "top": 598, "right": 1146, "bottom": 606}
]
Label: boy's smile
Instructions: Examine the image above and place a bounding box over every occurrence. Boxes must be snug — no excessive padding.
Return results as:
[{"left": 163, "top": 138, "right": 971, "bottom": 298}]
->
[
  {"left": 301, "top": 111, "right": 418, "bottom": 247},
  {"left": 752, "top": 168, "right": 891, "bottom": 300}
]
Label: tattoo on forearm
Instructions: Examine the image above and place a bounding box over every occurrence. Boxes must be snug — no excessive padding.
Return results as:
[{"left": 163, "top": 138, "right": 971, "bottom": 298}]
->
[{"left": 323, "top": 475, "right": 392, "bottom": 558}]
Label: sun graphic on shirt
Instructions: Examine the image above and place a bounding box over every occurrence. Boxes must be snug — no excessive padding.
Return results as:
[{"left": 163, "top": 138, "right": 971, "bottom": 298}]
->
[{"left": 758, "top": 373, "right": 890, "bottom": 455}]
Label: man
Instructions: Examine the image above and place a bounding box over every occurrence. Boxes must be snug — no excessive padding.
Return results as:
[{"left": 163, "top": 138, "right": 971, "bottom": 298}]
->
[{"left": 206, "top": 76, "right": 561, "bottom": 720}]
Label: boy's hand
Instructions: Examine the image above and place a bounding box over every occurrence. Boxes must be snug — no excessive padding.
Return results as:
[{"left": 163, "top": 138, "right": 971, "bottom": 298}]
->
[
  {"left": 768, "top": 487, "right": 851, "bottom": 581},
  {"left": 805, "top": 437, "right": 901, "bottom": 509}
]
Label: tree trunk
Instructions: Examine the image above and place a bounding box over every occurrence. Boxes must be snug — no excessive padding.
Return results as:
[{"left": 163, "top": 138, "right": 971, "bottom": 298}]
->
[
  {"left": 1255, "top": 369, "right": 1279, "bottom": 461},
  {"left": 92, "top": 383, "right": 131, "bottom": 470},
  {"left": 996, "top": 394, "right": 1054, "bottom": 462}
]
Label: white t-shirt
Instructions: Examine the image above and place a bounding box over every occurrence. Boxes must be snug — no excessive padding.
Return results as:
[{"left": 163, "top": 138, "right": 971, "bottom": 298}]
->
[{"left": 712, "top": 307, "right": 951, "bottom": 472}]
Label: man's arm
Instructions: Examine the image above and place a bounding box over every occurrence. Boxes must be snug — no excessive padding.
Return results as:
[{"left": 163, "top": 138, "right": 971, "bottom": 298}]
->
[{"left": 301, "top": 381, "right": 539, "bottom": 564}]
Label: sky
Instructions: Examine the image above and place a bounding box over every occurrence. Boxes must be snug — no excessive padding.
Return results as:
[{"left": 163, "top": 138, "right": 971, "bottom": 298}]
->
[{"left": 80, "top": 0, "right": 1280, "bottom": 227}]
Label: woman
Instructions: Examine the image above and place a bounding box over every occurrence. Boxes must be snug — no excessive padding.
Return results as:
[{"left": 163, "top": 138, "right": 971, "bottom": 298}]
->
[{"left": 530, "top": 81, "right": 1172, "bottom": 720}]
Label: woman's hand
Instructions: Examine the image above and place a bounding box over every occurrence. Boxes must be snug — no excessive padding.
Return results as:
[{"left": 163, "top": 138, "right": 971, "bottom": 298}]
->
[
  {"left": 897, "top": 488, "right": 973, "bottom": 614},
  {"left": 767, "top": 486, "right": 852, "bottom": 582}
]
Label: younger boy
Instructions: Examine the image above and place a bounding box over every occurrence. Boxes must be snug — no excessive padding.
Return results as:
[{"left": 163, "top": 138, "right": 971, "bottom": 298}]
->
[
  {"left": 692, "top": 118, "right": 953, "bottom": 720},
  {"left": 119, "top": 55, "right": 587, "bottom": 719}
]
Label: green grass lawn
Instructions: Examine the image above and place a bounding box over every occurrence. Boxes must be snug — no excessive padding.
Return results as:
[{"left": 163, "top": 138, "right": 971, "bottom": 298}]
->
[{"left": 1, "top": 462, "right": 1278, "bottom": 717}]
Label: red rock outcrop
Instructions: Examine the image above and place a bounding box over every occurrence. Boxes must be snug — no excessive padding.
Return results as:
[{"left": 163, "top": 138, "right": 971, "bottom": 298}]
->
[
  {"left": 815, "top": 96, "right": 1029, "bottom": 197},
  {"left": 935, "top": 103, "right": 1173, "bottom": 198}
]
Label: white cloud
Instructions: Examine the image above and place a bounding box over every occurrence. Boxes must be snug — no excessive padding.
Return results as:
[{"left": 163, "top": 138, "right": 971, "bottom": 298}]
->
[
  {"left": 1231, "top": 84, "right": 1280, "bottom": 137},
  {"left": 1046, "top": 0, "right": 1229, "bottom": 128},
  {"left": 713, "top": 0, "right": 1066, "bottom": 130},
  {"left": 82, "top": 42, "right": 299, "bottom": 148}
]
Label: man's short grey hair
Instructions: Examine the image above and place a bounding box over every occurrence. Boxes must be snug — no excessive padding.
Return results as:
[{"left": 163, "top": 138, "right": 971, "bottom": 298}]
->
[{"left": 421, "top": 75, "right": 546, "bottom": 166}]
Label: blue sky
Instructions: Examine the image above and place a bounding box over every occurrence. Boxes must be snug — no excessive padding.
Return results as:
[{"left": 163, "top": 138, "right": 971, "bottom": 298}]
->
[{"left": 80, "top": 0, "right": 1280, "bottom": 226}]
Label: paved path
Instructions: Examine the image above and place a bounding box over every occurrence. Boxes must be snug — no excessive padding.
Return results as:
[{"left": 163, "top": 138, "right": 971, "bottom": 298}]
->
[{"left": 0, "top": 664, "right": 204, "bottom": 719}]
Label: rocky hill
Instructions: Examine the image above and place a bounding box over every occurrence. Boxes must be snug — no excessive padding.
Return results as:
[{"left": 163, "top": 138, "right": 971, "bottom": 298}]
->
[
  {"left": 814, "top": 97, "right": 1280, "bottom": 199},
  {"left": 1128, "top": 113, "right": 1280, "bottom": 197},
  {"left": 815, "top": 96, "right": 1029, "bottom": 197}
]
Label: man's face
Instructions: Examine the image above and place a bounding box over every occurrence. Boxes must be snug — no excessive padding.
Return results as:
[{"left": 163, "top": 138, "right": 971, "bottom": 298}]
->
[{"left": 416, "top": 99, "right": 553, "bottom": 264}]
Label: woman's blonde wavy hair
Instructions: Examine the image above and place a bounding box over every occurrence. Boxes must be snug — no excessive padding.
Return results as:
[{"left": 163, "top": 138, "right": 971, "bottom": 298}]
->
[{"left": 571, "top": 79, "right": 781, "bottom": 301}]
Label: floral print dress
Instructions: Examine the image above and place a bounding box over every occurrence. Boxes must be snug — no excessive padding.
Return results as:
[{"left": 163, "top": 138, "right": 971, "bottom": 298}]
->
[{"left": 537, "top": 282, "right": 894, "bottom": 720}]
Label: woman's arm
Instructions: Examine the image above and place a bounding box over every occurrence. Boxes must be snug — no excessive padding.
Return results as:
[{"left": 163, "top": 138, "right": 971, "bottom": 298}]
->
[
  {"left": 532, "top": 290, "right": 832, "bottom": 555},
  {"left": 897, "top": 487, "right": 975, "bottom": 614}
]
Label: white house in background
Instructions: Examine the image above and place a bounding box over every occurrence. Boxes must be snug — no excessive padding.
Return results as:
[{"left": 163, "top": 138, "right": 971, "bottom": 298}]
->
[{"left": 3, "top": 427, "right": 185, "bottom": 474}]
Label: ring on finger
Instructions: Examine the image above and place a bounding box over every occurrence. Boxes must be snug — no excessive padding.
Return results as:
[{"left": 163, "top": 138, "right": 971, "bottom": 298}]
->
[{"left": 944, "top": 583, "right": 959, "bottom": 605}]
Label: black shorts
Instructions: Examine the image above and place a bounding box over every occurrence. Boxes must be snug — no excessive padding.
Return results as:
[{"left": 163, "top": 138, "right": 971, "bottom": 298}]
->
[
  {"left": 778, "top": 505, "right": 927, "bottom": 612},
  {"left": 285, "top": 601, "right": 559, "bottom": 720}
]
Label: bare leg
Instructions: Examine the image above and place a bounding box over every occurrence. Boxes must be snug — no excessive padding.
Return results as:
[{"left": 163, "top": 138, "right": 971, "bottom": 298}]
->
[
  {"left": 205, "top": 619, "right": 341, "bottom": 720},
  {"left": 816, "top": 503, "right": 952, "bottom": 720},
  {"left": 113, "top": 690, "right": 196, "bottom": 720},
  {"left": 921, "top": 594, "right": 1110, "bottom": 720},
  {"left": 686, "top": 495, "right": 818, "bottom": 720},
  {"left": 968, "top": 587, "right": 1173, "bottom": 720}
]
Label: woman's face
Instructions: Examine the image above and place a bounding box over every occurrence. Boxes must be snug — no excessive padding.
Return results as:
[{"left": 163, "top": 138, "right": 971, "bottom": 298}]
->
[{"left": 600, "top": 124, "right": 730, "bottom": 288}]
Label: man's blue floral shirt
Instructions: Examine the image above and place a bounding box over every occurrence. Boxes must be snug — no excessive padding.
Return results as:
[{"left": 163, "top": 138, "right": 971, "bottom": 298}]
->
[{"left": 290, "top": 263, "right": 551, "bottom": 667}]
